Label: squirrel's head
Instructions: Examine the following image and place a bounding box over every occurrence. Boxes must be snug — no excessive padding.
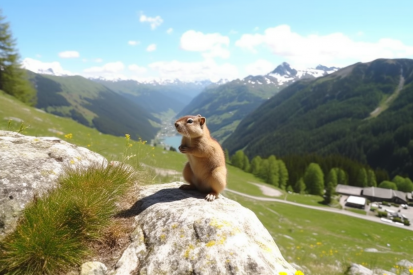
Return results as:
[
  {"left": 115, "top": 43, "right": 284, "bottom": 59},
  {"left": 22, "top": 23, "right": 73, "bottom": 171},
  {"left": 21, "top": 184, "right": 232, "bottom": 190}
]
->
[{"left": 175, "top": 114, "right": 206, "bottom": 138}]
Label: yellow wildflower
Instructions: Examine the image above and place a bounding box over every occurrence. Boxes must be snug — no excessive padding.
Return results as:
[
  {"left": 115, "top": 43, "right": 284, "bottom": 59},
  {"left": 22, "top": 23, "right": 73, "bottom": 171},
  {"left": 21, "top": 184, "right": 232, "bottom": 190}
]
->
[
  {"left": 295, "top": 271, "right": 304, "bottom": 275},
  {"left": 125, "top": 134, "right": 130, "bottom": 140},
  {"left": 64, "top": 133, "right": 73, "bottom": 139},
  {"left": 278, "top": 272, "right": 288, "bottom": 275}
]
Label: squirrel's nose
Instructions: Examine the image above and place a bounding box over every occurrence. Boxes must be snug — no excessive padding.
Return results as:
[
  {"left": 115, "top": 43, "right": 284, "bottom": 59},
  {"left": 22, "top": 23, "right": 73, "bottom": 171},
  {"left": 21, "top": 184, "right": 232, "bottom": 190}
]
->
[{"left": 175, "top": 122, "right": 179, "bottom": 128}]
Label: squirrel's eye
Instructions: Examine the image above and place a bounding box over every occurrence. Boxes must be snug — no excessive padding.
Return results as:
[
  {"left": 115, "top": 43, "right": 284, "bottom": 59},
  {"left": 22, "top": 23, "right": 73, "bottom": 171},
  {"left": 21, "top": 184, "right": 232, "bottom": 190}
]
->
[{"left": 187, "top": 119, "right": 193, "bottom": 124}]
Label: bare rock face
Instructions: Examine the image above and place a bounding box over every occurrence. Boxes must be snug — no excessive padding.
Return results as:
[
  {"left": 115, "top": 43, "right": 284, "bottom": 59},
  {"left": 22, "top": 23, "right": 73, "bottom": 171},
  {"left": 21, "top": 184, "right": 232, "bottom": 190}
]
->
[
  {"left": 111, "top": 182, "right": 296, "bottom": 275},
  {"left": 0, "top": 131, "right": 106, "bottom": 240}
]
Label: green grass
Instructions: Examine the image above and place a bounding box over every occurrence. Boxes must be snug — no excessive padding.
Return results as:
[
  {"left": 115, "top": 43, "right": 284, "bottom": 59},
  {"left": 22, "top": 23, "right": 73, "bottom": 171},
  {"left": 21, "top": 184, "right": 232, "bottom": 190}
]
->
[
  {"left": 284, "top": 192, "right": 326, "bottom": 207},
  {"left": 226, "top": 193, "right": 413, "bottom": 274},
  {"left": 4, "top": 90, "right": 413, "bottom": 274},
  {"left": 345, "top": 208, "right": 367, "bottom": 215},
  {"left": 0, "top": 163, "right": 137, "bottom": 274}
]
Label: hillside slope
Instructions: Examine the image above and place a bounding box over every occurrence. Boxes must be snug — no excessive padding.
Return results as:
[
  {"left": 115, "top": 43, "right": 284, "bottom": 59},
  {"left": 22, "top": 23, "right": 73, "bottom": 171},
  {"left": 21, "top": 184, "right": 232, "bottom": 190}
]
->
[
  {"left": 94, "top": 79, "right": 211, "bottom": 117},
  {"left": 29, "top": 72, "right": 159, "bottom": 141},
  {"left": 223, "top": 58, "right": 413, "bottom": 179}
]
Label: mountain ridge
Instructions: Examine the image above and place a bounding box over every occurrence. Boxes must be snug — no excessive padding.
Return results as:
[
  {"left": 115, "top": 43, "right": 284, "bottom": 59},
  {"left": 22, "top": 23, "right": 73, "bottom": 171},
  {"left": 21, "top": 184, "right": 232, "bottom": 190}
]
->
[
  {"left": 223, "top": 58, "right": 413, "bottom": 179},
  {"left": 178, "top": 62, "right": 339, "bottom": 141}
]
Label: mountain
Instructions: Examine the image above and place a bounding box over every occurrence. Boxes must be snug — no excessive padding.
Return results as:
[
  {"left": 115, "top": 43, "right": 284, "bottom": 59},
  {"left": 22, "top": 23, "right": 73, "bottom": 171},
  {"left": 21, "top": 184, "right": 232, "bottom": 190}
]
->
[
  {"left": 28, "top": 72, "right": 160, "bottom": 141},
  {"left": 178, "top": 63, "right": 339, "bottom": 142},
  {"left": 223, "top": 58, "right": 413, "bottom": 179},
  {"left": 93, "top": 79, "right": 213, "bottom": 117}
]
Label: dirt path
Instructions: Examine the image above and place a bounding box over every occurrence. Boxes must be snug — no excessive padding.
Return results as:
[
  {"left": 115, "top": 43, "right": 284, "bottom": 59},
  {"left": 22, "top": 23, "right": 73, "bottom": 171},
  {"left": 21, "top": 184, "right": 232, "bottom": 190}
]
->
[
  {"left": 249, "top": 182, "right": 282, "bottom": 197},
  {"left": 224, "top": 188, "right": 413, "bottom": 231},
  {"left": 370, "top": 68, "right": 405, "bottom": 118}
]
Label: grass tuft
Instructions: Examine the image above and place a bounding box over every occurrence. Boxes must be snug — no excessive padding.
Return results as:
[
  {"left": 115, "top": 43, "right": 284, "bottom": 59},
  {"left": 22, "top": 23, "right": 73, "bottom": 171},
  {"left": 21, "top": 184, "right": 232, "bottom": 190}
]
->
[{"left": 0, "top": 162, "right": 137, "bottom": 275}]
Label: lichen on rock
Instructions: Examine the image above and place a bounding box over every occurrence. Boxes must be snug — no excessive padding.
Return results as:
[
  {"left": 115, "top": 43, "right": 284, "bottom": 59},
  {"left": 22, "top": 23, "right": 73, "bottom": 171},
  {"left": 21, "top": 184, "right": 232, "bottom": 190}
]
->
[{"left": 111, "top": 182, "right": 296, "bottom": 275}]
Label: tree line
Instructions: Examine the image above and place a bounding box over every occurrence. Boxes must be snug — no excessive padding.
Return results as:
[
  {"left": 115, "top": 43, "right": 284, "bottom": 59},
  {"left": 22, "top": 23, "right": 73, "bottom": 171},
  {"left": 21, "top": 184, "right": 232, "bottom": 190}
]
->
[
  {"left": 227, "top": 149, "right": 413, "bottom": 203},
  {"left": 0, "top": 9, "right": 36, "bottom": 105}
]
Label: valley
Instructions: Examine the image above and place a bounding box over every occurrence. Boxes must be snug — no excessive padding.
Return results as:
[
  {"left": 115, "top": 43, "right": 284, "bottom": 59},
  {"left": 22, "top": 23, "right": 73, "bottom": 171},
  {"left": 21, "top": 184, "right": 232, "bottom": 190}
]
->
[{"left": 2, "top": 58, "right": 413, "bottom": 275}]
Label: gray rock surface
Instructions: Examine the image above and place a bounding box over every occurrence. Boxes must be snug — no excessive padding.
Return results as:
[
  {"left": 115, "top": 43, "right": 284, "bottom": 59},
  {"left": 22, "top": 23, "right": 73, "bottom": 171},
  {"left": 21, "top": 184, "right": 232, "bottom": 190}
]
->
[
  {"left": 348, "top": 263, "right": 397, "bottom": 275},
  {"left": 81, "top": 261, "right": 108, "bottom": 275},
  {"left": 0, "top": 131, "right": 106, "bottom": 240},
  {"left": 110, "top": 182, "right": 296, "bottom": 275}
]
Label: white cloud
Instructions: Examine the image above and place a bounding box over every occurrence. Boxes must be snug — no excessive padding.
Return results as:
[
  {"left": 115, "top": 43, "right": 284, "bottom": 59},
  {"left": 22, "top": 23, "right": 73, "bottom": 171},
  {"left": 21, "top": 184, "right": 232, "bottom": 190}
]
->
[
  {"left": 245, "top": 59, "right": 274, "bottom": 76},
  {"left": 235, "top": 24, "right": 413, "bottom": 67},
  {"left": 146, "top": 44, "right": 157, "bottom": 52},
  {"left": 83, "top": 61, "right": 127, "bottom": 80},
  {"left": 58, "top": 51, "right": 80, "bottom": 58},
  {"left": 21, "top": 58, "right": 73, "bottom": 75},
  {"left": 128, "top": 64, "right": 147, "bottom": 74},
  {"left": 95, "top": 58, "right": 103, "bottom": 63},
  {"left": 180, "top": 30, "right": 230, "bottom": 59},
  {"left": 148, "top": 59, "right": 239, "bottom": 82},
  {"left": 167, "top": 28, "right": 173, "bottom": 34},
  {"left": 128, "top": 40, "right": 139, "bottom": 46},
  {"left": 140, "top": 13, "right": 163, "bottom": 30}
]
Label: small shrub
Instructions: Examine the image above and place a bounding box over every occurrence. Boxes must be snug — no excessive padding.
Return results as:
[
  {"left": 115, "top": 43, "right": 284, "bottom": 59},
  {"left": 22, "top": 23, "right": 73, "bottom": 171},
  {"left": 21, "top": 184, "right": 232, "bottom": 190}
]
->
[
  {"left": 377, "top": 211, "right": 387, "bottom": 218},
  {"left": 370, "top": 207, "right": 377, "bottom": 212},
  {"left": 403, "top": 219, "right": 410, "bottom": 226},
  {"left": 392, "top": 217, "right": 403, "bottom": 223},
  {"left": 0, "top": 162, "right": 137, "bottom": 275},
  {"left": 382, "top": 201, "right": 390, "bottom": 206},
  {"left": 391, "top": 203, "right": 400, "bottom": 207}
]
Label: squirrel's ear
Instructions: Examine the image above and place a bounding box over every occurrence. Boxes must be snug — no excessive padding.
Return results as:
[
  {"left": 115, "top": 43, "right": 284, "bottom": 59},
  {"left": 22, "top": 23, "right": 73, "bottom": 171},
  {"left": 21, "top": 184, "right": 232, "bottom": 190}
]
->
[
  {"left": 199, "top": 117, "right": 206, "bottom": 126},
  {"left": 197, "top": 114, "right": 202, "bottom": 117}
]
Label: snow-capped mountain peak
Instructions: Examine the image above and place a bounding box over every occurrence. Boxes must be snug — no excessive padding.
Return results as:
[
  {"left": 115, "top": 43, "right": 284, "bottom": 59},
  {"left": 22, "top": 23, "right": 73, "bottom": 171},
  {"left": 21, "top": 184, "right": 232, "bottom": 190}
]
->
[{"left": 268, "top": 62, "right": 339, "bottom": 85}]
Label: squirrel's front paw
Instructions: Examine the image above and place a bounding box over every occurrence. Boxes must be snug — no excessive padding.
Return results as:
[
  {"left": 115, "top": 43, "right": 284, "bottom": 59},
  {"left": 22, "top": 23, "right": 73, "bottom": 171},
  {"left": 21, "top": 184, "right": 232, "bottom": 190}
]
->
[
  {"left": 179, "top": 145, "right": 188, "bottom": 153},
  {"left": 205, "top": 192, "right": 218, "bottom": 201}
]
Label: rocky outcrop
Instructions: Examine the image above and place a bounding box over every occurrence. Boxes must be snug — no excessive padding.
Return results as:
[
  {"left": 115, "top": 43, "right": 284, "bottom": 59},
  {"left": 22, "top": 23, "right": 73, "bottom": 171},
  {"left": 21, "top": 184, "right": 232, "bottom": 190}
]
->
[
  {"left": 0, "top": 131, "right": 106, "bottom": 240},
  {"left": 110, "top": 182, "right": 297, "bottom": 275}
]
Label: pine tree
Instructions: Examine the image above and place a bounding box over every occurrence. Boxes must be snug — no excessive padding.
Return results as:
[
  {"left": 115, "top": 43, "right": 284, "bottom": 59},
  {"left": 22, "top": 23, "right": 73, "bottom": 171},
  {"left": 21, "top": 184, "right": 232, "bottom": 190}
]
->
[
  {"left": 367, "top": 169, "right": 377, "bottom": 187},
  {"left": 250, "top": 156, "right": 262, "bottom": 176},
  {"left": 303, "top": 163, "right": 324, "bottom": 196},
  {"left": 277, "top": 160, "right": 288, "bottom": 190},
  {"left": 378, "top": 180, "right": 397, "bottom": 190},
  {"left": 294, "top": 177, "right": 306, "bottom": 194},
  {"left": 355, "top": 168, "right": 367, "bottom": 187},
  {"left": 324, "top": 168, "right": 338, "bottom": 204},
  {"left": 0, "top": 10, "right": 36, "bottom": 105},
  {"left": 335, "top": 168, "right": 347, "bottom": 185},
  {"left": 267, "top": 155, "right": 279, "bottom": 187},
  {"left": 242, "top": 155, "right": 250, "bottom": 172},
  {"left": 394, "top": 176, "right": 413, "bottom": 192},
  {"left": 224, "top": 149, "right": 230, "bottom": 164},
  {"left": 231, "top": 150, "right": 245, "bottom": 169}
]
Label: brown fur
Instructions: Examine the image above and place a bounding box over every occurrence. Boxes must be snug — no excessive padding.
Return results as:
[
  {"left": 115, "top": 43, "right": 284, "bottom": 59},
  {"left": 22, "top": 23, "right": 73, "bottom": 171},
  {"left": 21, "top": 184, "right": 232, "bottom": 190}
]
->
[{"left": 174, "top": 115, "right": 227, "bottom": 201}]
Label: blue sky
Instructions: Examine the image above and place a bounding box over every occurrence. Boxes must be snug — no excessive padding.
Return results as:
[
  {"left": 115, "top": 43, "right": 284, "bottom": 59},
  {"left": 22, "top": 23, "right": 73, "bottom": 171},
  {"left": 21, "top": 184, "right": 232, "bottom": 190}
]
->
[{"left": 3, "top": 0, "right": 413, "bottom": 81}]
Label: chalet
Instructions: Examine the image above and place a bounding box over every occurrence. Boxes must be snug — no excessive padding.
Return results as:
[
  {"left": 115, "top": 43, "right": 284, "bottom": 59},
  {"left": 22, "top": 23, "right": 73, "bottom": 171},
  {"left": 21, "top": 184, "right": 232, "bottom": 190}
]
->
[
  {"left": 335, "top": 184, "right": 409, "bottom": 204},
  {"left": 362, "top": 187, "right": 408, "bottom": 204}
]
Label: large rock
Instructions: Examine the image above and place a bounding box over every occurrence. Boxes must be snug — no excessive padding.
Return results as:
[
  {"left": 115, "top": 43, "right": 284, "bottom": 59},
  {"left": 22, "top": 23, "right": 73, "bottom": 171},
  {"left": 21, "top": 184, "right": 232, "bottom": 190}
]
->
[
  {"left": 0, "top": 131, "right": 106, "bottom": 240},
  {"left": 111, "top": 182, "right": 296, "bottom": 275}
]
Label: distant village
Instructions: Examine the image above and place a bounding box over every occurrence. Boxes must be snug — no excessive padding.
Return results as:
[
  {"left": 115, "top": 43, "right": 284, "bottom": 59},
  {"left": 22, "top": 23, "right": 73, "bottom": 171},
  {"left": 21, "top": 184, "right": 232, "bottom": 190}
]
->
[{"left": 336, "top": 185, "right": 412, "bottom": 226}]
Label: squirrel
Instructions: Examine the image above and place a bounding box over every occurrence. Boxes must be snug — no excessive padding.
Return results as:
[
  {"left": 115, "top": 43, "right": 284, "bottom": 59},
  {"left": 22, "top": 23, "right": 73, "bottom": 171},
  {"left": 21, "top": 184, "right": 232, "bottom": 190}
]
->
[{"left": 174, "top": 114, "right": 227, "bottom": 201}]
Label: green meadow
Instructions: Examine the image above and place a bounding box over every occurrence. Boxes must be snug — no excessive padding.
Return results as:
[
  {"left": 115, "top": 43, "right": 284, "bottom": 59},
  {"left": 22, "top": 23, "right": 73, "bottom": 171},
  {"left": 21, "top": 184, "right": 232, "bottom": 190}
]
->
[{"left": 1, "top": 90, "right": 412, "bottom": 274}]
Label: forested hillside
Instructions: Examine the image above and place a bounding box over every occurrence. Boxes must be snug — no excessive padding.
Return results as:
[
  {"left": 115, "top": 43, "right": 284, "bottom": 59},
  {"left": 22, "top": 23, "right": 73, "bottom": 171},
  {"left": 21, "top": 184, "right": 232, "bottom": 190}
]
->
[
  {"left": 178, "top": 77, "right": 284, "bottom": 141},
  {"left": 224, "top": 59, "right": 413, "bottom": 179},
  {"left": 30, "top": 73, "right": 160, "bottom": 141}
]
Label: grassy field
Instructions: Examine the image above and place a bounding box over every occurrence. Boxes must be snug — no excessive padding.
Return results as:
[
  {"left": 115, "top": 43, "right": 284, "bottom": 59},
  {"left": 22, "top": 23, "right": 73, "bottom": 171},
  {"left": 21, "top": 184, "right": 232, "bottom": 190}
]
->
[
  {"left": 2, "top": 91, "right": 412, "bottom": 274},
  {"left": 226, "top": 193, "right": 413, "bottom": 274}
]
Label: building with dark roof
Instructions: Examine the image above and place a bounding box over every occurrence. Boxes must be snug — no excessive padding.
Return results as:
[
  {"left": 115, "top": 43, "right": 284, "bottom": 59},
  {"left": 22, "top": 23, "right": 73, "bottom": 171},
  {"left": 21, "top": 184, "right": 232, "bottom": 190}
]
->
[{"left": 335, "top": 184, "right": 408, "bottom": 204}]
